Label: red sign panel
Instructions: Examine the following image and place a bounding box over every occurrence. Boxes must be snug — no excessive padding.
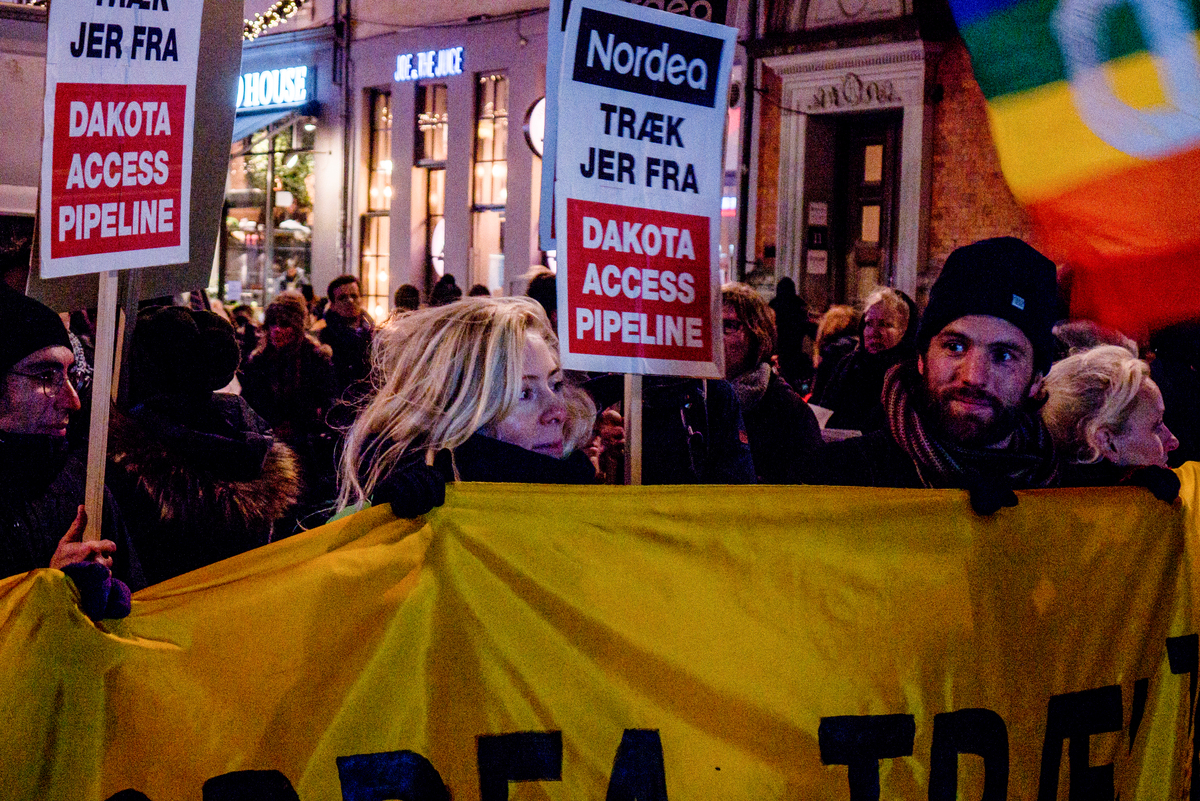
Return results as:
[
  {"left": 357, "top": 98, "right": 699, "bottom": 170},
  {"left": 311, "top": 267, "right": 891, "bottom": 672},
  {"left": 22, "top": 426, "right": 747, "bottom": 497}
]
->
[
  {"left": 565, "top": 198, "right": 712, "bottom": 362},
  {"left": 50, "top": 82, "right": 186, "bottom": 258}
]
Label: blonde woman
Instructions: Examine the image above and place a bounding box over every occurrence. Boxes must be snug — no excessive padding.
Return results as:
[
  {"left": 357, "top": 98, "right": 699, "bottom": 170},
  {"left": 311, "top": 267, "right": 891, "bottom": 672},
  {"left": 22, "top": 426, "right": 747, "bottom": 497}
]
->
[
  {"left": 337, "top": 297, "right": 596, "bottom": 516},
  {"left": 1042, "top": 344, "right": 1180, "bottom": 498},
  {"left": 815, "top": 288, "right": 918, "bottom": 432}
]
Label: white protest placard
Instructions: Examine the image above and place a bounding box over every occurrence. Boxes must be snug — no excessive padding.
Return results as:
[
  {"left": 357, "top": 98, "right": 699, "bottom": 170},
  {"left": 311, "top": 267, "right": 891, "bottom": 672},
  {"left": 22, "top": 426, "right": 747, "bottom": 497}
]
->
[
  {"left": 554, "top": 0, "right": 736, "bottom": 377},
  {"left": 540, "top": 0, "right": 731, "bottom": 251},
  {"left": 39, "top": 0, "right": 204, "bottom": 279}
]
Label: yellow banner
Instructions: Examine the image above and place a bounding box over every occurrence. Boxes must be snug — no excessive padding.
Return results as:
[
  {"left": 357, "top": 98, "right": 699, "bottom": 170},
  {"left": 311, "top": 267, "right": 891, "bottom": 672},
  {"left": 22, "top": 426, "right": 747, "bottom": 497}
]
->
[{"left": 3, "top": 469, "right": 1200, "bottom": 800}]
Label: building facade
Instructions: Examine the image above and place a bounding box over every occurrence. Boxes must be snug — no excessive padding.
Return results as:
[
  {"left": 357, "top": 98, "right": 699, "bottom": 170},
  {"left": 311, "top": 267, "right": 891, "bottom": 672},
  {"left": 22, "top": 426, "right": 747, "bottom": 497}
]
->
[
  {"left": 223, "top": 26, "right": 344, "bottom": 309},
  {"left": 742, "top": 0, "right": 1032, "bottom": 309},
  {"left": 346, "top": 13, "right": 550, "bottom": 318}
]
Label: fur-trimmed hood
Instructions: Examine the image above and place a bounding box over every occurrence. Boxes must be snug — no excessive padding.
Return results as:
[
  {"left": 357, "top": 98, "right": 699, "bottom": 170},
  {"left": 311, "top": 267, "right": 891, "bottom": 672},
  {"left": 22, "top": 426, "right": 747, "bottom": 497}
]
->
[{"left": 108, "top": 394, "right": 302, "bottom": 529}]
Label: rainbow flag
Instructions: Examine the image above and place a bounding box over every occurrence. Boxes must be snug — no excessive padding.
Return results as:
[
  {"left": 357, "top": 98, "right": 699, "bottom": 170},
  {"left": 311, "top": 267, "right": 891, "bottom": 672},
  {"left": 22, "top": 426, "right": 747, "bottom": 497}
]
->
[{"left": 949, "top": 0, "right": 1200, "bottom": 340}]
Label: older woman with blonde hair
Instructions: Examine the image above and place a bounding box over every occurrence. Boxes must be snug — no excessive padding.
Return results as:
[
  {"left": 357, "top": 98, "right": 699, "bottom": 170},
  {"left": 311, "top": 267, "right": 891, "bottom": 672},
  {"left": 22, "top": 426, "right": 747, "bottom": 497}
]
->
[
  {"left": 337, "top": 296, "right": 596, "bottom": 515},
  {"left": 813, "top": 287, "right": 918, "bottom": 432},
  {"left": 1042, "top": 344, "right": 1180, "bottom": 495}
]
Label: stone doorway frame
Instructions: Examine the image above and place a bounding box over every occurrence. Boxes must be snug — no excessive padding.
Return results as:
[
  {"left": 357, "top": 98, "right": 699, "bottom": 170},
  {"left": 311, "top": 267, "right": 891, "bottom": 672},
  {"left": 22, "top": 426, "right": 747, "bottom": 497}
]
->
[{"left": 762, "top": 40, "right": 939, "bottom": 297}]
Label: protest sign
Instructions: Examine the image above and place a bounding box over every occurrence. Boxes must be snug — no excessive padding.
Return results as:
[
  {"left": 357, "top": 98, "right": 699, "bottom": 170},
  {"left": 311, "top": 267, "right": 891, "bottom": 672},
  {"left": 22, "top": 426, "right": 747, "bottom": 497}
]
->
[
  {"left": 39, "top": 0, "right": 204, "bottom": 279},
  {"left": 1, "top": 473, "right": 1199, "bottom": 799},
  {"left": 554, "top": 0, "right": 735, "bottom": 376},
  {"left": 539, "top": 0, "right": 729, "bottom": 251}
]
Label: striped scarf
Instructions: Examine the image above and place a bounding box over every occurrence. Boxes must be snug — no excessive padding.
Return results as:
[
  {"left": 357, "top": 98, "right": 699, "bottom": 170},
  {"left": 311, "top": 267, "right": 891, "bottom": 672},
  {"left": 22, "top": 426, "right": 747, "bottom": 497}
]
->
[{"left": 883, "top": 361, "right": 1060, "bottom": 490}]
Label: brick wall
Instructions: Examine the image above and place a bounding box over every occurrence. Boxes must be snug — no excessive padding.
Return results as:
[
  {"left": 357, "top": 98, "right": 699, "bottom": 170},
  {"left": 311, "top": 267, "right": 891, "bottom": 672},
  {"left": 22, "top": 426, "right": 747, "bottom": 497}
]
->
[{"left": 925, "top": 37, "right": 1032, "bottom": 300}]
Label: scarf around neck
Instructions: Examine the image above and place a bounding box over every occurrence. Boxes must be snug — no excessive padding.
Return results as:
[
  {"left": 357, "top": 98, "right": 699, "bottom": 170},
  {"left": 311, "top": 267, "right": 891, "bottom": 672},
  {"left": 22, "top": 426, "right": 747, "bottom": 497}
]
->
[
  {"left": 883, "top": 360, "right": 1060, "bottom": 490},
  {"left": 731, "top": 362, "right": 771, "bottom": 414}
]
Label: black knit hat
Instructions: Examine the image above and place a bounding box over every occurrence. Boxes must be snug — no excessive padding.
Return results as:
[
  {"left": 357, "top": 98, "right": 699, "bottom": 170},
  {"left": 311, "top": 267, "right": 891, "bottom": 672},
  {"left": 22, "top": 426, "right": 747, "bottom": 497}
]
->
[
  {"left": 0, "top": 283, "right": 71, "bottom": 376},
  {"left": 917, "top": 237, "right": 1058, "bottom": 373},
  {"left": 131, "top": 306, "right": 240, "bottom": 400}
]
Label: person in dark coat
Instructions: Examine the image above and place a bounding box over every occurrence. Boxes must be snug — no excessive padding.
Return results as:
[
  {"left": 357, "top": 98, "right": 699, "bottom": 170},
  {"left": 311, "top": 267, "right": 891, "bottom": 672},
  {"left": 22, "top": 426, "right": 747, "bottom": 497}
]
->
[
  {"left": 817, "top": 287, "right": 919, "bottom": 433},
  {"left": 337, "top": 297, "right": 598, "bottom": 516},
  {"left": 241, "top": 293, "right": 337, "bottom": 521},
  {"left": 722, "top": 283, "right": 821, "bottom": 482},
  {"left": 0, "top": 284, "right": 143, "bottom": 592},
  {"left": 768, "top": 277, "right": 814, "bottom": 392},
  {"left": 319, "top": 275, "right": 375, "bottom": 407},
  {"left": 800, "top": 238, "right": 1062, "bottom": 513},
  {"left": 106, "top": 306, "right": 303, "bottom": 585},
  {"left": 810, "top": 305, "right": 859, "bottom": 402},
  {"left": 580, "top": 373, "right": 757, "bottom": 485}
]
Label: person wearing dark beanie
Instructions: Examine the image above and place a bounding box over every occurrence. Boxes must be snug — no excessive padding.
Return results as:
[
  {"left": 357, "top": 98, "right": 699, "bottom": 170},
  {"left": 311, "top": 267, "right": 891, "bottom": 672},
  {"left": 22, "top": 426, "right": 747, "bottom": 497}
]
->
[
  {"left": 800, "top": 237, "right": 1062, "bottom": 512},
  {"left": 0, "top": 284, "right": 143, "bottom": 612},
  {"left": 106, "top": 304, "right": 302, "bottom": 585}
]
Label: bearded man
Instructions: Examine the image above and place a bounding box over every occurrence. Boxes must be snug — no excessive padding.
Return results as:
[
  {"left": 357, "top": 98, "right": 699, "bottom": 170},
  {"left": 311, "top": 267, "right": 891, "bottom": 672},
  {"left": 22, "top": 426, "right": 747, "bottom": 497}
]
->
[{"left": 799, "top": 238, "right": 1062, "bottom": 511}]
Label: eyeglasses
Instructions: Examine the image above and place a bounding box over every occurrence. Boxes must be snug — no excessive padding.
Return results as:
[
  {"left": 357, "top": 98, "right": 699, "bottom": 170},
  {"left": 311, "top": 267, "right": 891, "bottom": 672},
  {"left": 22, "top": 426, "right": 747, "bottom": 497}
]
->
[
  {"left": 722, "top": 318, "right": 745, "bottom": 334},
  {"left": 9, "top": 366, "right": 81, "bottom": 397}
]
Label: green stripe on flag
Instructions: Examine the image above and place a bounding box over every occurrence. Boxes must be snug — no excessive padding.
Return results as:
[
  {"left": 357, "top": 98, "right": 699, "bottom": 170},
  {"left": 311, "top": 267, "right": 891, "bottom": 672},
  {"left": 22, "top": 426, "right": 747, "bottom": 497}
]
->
[{"left": 962, "top": 0, "right": 1200, "bottom": 100}]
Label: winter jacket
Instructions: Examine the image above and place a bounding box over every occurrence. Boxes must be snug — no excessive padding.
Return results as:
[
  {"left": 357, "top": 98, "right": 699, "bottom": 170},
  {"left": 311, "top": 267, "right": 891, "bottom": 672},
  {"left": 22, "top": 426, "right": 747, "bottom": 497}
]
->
[
  {"left": 738, "top": 369, "right": 823, "bottom": 483},
  {"left": 819, "top": 342, "right": 915, "bottom": 433},
  {"left": 432, "top": 433, "right": 598, "bottom": 484},
  {"left": 796, "top": 428, "right": 924, "bottom": 488},
  {"left": 319, "top": 310, "right": 374, "bottom": 405},
  {"left": 106, "top": 393, "right": 302, "bottom": 585},
  {"left": 240, "top": 337, "right": 336, "bottom": 443},
  {"left": 0, "top": 432, "right": 145, "bottom": 588}
]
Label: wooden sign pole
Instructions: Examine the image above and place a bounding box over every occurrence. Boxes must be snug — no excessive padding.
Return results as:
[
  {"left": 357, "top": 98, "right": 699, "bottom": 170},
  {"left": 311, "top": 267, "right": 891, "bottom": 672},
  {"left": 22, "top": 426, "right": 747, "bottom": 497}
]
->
[
  {"left": 82, "top": 269, "right": 120, "bottom": 542},
  {"left": 623, "top": 373, "right": 642, "bottom": 486}
]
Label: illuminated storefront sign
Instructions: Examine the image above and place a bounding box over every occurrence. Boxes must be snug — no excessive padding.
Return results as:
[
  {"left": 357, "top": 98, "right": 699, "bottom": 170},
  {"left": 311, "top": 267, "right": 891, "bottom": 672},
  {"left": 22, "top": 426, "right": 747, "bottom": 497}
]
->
[
  {"left": 236, "top": 65, "right": 310, "bottom": 113},
  {"left": 394, "top": 47, "right": 465, "bottom": 82}
]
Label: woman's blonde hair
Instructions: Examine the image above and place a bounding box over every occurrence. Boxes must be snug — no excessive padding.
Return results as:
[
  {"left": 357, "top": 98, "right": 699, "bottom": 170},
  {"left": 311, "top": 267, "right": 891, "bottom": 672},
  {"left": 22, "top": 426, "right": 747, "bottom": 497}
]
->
[
  {"left": 862, "top": 287, "right": 910, "bottom": 333},
  {"left": 337, "top": 296, "right": 594, "bottom": 510},
  {"left": 721, "top": 282, "right": 777, "bottom": 368},
  {"left": 1042, "top": 345, "right": 1152, "bottom": 464}
]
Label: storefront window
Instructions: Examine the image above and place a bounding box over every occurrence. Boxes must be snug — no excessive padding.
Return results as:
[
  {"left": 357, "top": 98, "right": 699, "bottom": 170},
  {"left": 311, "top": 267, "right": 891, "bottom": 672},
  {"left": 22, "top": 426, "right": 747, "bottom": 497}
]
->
[
  {"left": 222, "top": 117, "right": 317, "bottom": 309},
  {"left": 416, "top": 84, "right": 448, "bottom": 288},
  {"left": 472, "top": 73, "right": 507, "bottom": 293},
  {"left": 361, "top": 89, "right": 392, "bottom": 321}
]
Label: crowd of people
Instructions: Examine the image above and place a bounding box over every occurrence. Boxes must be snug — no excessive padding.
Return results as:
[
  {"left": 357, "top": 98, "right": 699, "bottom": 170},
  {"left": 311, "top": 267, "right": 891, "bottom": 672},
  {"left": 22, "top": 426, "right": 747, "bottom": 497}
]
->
[{"left": 1, "top": 235, "right": 1193, "bottom": 618}]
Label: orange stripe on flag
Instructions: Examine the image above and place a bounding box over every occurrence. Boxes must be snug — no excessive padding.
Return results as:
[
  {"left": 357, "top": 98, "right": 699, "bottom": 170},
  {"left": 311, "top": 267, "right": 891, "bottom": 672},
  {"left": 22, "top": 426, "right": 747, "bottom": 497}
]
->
[{"left": 1028, "top": 147, "right": 1200, "bottom": 341}]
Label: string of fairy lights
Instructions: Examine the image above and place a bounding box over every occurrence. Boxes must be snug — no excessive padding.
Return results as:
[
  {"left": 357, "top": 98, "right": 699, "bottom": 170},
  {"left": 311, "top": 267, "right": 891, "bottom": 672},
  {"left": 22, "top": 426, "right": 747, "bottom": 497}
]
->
[
  {"left": 31, "top": 0, "right": 535, "bottom": 41},
  {"left": 244, "top": 0, "right": 311, "bottom": 41},
  {"left": 23, "top": 0, "right": 310, "bottom": 40}
]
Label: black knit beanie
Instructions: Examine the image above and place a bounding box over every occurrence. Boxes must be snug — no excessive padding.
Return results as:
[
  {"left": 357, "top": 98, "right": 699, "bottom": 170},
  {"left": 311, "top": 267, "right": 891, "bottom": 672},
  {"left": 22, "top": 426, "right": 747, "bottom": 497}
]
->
[
  {"left": 0, "top": 284, "right": 71, "bottom": 376},
  {"left": 131, "top": 306, "right": 240, "bottom": 400},
  {"left": 917, "top": 237, "right": 1058, "bottom": 374}
]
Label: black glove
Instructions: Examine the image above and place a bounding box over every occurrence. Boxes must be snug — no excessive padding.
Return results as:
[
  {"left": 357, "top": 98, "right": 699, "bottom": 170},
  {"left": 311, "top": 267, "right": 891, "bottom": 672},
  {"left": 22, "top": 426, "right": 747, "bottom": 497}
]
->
[
  {"left": 61, "top": 561, "right": 132, "bottom": 621},
  {"left": 372, "top": 460, "right": 447, "bottom": 518},
  {"left": 966, "top": 476, "right": 1018, "bottom": 516},
  {"left": 1124, "top": 465, "right": 1180, "bottom": 504}
]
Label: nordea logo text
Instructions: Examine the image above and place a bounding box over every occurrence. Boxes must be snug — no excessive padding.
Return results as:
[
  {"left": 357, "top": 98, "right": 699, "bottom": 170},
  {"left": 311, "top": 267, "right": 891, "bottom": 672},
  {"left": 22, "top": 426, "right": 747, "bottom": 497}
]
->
[{"left": 571, "top": 9, "right": 723, "bottom": 108}]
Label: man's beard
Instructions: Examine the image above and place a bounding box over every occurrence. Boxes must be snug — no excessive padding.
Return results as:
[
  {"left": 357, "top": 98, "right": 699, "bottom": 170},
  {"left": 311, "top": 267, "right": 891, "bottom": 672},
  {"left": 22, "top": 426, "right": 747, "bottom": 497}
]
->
[{"left": 921, "top": 383, "right": 1022, "bottom": 448}]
